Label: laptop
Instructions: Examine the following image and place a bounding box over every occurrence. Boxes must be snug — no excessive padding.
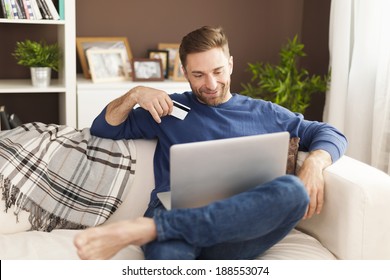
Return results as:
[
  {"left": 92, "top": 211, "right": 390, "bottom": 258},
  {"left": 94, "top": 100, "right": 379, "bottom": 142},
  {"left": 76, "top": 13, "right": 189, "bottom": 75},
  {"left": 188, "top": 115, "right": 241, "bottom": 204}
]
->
[{"left": 157, "top": 131, "right": 289, "bottom": 210}]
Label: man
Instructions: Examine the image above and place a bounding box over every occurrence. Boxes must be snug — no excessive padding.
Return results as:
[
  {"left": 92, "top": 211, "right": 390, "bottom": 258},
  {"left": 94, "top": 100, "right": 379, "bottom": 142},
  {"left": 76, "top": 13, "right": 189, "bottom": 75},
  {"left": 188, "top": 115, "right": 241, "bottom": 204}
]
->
[{"left": 74, "top": 26, "right": 347, "bottom": 260}]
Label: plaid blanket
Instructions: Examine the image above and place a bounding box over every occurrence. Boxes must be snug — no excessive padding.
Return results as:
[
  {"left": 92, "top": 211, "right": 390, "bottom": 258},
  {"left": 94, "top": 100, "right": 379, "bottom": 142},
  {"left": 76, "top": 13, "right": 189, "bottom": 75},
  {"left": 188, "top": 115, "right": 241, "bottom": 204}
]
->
[{"left": 0, "top": 123, "right": 136, "bottom": 231}]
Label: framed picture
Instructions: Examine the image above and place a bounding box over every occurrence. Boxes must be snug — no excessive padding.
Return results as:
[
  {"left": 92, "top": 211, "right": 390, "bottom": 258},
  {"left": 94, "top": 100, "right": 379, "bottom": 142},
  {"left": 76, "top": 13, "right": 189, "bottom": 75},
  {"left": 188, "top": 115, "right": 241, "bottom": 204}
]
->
[
  {"left": 173, "top": 54, "right": 187, "bottom": 81},
  {"left": 148, "top": 49, "right": 169, "bottom": 79},
  {"left": 158, "top": 43, "right": 180, "bottom": 78},
  {"left": 76, "top": 37, "right": 133, "bottom": 79},
  {"left": 132, "top": 58, "right": 164, "bottom": 81},
  {"left": 86, "top": 49, "right": 128, "bottom": 83}
]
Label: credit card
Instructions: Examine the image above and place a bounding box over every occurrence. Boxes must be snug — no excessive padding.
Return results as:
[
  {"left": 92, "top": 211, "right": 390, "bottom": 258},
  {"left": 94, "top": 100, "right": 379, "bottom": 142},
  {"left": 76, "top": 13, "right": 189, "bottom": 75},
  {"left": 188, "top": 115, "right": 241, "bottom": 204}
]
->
[{"left": 170, "top": 100, "right": 191, "bottom": 120}]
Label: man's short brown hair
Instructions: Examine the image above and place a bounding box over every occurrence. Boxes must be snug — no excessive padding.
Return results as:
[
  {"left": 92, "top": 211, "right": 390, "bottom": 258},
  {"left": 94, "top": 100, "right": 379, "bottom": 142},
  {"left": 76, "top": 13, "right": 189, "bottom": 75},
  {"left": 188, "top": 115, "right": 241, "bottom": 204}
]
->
[{"left": 179, "top": 26, "right": 230, "bottom": 68}]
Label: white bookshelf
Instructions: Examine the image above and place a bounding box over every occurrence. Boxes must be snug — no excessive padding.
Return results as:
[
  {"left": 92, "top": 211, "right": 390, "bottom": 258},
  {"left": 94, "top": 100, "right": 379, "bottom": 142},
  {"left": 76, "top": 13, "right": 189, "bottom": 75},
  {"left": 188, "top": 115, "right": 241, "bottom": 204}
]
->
[{"left": 0, "top": 0, "right": 76, "bottom": 127}]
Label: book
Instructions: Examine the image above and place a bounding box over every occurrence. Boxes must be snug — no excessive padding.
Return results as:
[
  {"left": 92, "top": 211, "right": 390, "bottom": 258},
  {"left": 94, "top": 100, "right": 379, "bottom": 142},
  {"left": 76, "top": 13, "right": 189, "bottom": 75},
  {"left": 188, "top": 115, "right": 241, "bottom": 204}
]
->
[
  {"left": 0, "top": 106, "right": 11, "bottom": 130},
  {"left": 9, "top": 0, "right": 19, "bottom": 19},
  {"left": 9, "top": 113, "right": 23, "bottom": 128},
  {"left": 58, "top": 0, "right": 64, "bottom": 20},
  {"left": 43, "top": 0, "right": 59, "bottom": 20},
  {"left": 29, "top": 0, "right": 42, "bottom": 19},
  {"left": 22, "top": 0, "right": 35, "bottom": 19},
  {"left": 15, "top": 0, "right": 26, "bottom": 19},
  {"left": 36, "top": 0, "right": 51, "bottom": 19},
  {"left": 2, "top": 0, "right": 12, "bottom": 19},
  {"left": 0, "top": 0, "right": 6, "bottom": 18}
]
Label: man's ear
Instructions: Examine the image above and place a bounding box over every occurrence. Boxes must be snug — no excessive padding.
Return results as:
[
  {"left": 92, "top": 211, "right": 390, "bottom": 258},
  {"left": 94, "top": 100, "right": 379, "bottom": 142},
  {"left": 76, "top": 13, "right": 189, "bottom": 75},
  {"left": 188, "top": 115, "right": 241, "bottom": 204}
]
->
[
  {"left": 182, "top": 65, "right": 189, "bottom": 81},
  {"left": 229, "top": 56, "right": 233, "bottom": 75}
]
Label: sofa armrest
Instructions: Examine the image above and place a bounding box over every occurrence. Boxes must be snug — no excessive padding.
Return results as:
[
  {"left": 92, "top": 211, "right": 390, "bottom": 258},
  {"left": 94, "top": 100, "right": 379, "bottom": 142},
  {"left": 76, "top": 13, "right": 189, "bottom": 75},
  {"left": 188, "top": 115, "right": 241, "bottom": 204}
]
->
[{"left": 297, "top": 153, "right": 390, "bottom": 259}]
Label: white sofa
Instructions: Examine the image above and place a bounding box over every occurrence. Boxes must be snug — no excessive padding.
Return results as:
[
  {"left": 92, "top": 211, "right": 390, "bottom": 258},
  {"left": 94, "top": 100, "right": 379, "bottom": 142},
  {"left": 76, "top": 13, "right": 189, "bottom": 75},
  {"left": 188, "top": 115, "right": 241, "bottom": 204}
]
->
[{"left": 1, "top": 139, "right": 390, "bottom": 260}]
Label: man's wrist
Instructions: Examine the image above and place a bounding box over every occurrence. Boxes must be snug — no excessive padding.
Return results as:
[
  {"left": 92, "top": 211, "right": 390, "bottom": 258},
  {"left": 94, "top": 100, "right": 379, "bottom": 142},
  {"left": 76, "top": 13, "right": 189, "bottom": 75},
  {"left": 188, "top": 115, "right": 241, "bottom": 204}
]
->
[
  {"left": 306, "top": 149, "right": 332, "bottom": 170},
  {"left": 105, "top": 88, "right": 140, "bottom": 125},
  {"left": 124, "top": 86, "right": 142, "bottom": 107}
]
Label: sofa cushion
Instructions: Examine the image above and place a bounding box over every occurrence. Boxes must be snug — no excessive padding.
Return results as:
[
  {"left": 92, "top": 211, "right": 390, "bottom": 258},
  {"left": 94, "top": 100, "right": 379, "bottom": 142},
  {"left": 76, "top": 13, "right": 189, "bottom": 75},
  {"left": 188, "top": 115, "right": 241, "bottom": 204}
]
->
[
  {"left": 0, "top": 203, "right": 30, "bottom": 234},
  {"left": 105, "top": 139, "right": 157, "bottom": 223},
  {"left": 258, "top": 229, "right": 336, "bottom": 260},
  {"left": 0, "top": 229, "right": 144, "bottom": 260},
  {"left": 286, "top": 137, "right": 300, "bottom": 174},
  {"left": 0, "top": 228, "right": 334, "bottom": 260}
]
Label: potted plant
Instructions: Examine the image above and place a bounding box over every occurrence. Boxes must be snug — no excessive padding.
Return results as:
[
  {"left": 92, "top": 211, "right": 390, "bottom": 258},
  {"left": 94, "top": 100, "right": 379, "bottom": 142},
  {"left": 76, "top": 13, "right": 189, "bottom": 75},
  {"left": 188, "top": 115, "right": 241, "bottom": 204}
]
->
[
  {"left": 12, "top": 40, "right": 61, "bottom": 87},
  {"left": 241, "top": 35, "right": 330, "bottom": 114}
]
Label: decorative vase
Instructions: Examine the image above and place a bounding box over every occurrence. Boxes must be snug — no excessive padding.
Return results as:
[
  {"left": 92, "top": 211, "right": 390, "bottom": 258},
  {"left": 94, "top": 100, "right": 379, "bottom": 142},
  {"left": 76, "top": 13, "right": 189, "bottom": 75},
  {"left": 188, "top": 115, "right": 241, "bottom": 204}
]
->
[{"left": 30, "top": 67, "right": 51, "bottom": 87}]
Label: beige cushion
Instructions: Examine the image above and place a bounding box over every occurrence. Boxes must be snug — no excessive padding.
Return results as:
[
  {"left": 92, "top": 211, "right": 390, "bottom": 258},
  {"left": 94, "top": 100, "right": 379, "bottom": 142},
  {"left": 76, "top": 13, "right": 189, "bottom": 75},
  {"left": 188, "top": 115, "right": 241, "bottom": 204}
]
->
[
  {"left": 0, "top": 203, "right": 30, "bottom": 234},
  {"left": 0, "top": 228, "right": 334, "bottom": 260},
  {"left": 286, "top": 137, "right": 300, "bottom": 174},
  {"left": 258, "top": 229, "right": 336, "bottom": 260}
]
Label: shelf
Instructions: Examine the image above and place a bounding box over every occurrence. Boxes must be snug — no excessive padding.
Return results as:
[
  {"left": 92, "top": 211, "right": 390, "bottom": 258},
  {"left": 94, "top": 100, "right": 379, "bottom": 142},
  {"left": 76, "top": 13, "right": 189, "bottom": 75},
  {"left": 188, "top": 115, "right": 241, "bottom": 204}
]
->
[
  {"left": 0, "top": 18, "right": 65, "bottom": 25},
  {"left": 77, "top": 75, "right": 190, "bottom": 91},
  {"left": 0, "top": 79, "right": 65, "bottom": 93}
]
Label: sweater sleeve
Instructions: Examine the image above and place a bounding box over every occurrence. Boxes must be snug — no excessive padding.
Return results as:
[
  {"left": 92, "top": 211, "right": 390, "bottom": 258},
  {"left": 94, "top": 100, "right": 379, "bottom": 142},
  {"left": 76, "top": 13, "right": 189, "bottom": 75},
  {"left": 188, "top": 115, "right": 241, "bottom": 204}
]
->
[
  {"left": 297, "top": 120, "right": 348, "bottom": 162},
  {"left": 268, "top": 102, "right": 348, "bottom": 163},
  {"left": 90, "top": 106, "right": 159, "bottom": 140}
]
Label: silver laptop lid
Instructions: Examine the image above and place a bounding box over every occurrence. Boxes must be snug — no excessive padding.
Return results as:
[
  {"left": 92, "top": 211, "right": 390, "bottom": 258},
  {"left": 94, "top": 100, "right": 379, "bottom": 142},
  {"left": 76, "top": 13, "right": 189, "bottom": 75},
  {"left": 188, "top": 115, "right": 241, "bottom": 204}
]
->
[{"left": 169, "top": 132, "right": 289, "bottom": 209}]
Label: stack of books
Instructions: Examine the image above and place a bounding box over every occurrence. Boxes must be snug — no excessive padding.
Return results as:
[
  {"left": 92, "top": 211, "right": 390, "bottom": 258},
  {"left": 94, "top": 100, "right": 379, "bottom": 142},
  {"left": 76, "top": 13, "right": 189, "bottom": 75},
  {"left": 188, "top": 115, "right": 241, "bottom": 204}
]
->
[{"left": 0, "top": 0, "right": 64, "bottom": 20}]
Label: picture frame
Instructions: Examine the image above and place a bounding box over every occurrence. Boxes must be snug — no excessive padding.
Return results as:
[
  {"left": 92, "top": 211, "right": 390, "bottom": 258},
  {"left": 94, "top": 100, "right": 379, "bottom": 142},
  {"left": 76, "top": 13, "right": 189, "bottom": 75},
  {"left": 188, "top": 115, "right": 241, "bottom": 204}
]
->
[
  {"left": 148, "top": 49, "right": 169, "bottom": 79},
  {"left": 132, "top": 58, "right": 164, "bottom": 81},
  {"left": 158, "top": 43, "right": 180, "bottom": 78},
  {"left": 76, "top": 37, "right": 133, "bottom": 79},
  {"left": 173, "top": 54, "right": 187, "bottom": 81},
  {"left": 86, "top": 49, "right": 128, "bottom": 83}
]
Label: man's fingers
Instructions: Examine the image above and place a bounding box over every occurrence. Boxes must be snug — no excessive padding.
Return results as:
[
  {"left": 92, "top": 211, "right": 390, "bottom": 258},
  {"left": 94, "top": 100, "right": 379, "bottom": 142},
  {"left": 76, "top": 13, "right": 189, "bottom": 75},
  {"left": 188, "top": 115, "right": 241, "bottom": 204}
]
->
[
  {"left": 148, "top": 107, "right": 162, "bottom": 123},
  {"left": 304, "top": 187, "right": 324, "bottom": 219},
  {"left": 158, "top": 98, "right": 172, "bottom": 117},
  {"left": 148, "top": 98, "right": 174, "bottom": 123},
  {"left": 304, "top": 192, "right": 316, "bottom": 219},
  {"left": 315, "top": 188, "right": 324, "bottom": 214},
  {"left": 135, "top": 88, "right": 173, "bottom": 123}
]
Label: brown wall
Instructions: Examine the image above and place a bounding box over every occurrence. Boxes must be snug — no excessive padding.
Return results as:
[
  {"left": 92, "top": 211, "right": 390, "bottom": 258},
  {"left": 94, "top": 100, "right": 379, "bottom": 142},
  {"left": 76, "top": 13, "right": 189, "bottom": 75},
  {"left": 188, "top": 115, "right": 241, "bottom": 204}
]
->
[{"left": 0, "top": 0, "right": 330, "bottom": 124}]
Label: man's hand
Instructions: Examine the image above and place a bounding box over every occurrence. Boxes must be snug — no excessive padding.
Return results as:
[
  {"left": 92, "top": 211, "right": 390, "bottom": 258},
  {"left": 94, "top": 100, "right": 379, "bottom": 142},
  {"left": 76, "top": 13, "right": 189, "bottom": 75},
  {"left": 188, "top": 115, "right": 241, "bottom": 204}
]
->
[
  {"left": 297, "top": 149, "right": 332, "bottom": 219},
  {"left": 131, "top": 86, "right": 174, "bottom": 123},
  {"left": 106, "top": 86, "right": 174, "bottom": 125}
]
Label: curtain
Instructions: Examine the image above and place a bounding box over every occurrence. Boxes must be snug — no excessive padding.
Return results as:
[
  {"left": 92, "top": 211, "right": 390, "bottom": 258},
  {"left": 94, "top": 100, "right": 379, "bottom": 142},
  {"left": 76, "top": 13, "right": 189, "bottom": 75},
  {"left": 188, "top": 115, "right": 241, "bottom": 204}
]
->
[{"left": 324, "top": 0, "right": 390, "bottom": 174}]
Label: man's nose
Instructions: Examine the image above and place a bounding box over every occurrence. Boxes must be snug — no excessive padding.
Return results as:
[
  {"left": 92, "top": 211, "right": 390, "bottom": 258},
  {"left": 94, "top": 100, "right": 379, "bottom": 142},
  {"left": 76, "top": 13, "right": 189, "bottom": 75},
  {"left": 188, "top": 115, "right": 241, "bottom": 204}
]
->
[{"left": 205, "top": 75, "right": 218, "bottom": 90}]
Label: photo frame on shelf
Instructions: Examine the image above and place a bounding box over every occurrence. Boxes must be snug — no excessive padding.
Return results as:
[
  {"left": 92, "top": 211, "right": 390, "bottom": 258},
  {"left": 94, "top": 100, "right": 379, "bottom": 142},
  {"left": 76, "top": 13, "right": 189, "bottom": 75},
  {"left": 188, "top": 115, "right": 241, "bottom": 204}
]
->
[
  {"left": 131, "top": 58, "right": 164, "bottom": 81},
  {"left": 86, "top": 49, "right": 128, "bottom": 83},
  {"left": 76, "top": 37, "right": 133, "bottom": 79},
  {"left": 173, "top": 54, "right": 187, "bottom": 81},
  {"left": 158, "top": 43, "right": 180, "bottom": 78},
  {"left": 148, "top": 49, "right": 169, "bottom": 79}
]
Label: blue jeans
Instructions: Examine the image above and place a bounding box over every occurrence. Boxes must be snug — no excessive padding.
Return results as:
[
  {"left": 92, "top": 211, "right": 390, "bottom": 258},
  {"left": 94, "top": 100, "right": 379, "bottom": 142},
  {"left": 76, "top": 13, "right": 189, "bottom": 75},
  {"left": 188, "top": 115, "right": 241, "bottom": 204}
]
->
[{"left": 142, "top": 175, "right": 309, "bottom": 260}]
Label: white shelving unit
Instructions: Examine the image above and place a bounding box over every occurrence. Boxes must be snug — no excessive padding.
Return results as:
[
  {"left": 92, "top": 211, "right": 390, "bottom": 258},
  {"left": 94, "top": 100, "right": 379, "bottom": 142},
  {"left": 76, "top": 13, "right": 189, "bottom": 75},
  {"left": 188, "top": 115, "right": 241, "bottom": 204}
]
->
[{"left": 0, "top": 0, "right": 76, "bottom": 127}]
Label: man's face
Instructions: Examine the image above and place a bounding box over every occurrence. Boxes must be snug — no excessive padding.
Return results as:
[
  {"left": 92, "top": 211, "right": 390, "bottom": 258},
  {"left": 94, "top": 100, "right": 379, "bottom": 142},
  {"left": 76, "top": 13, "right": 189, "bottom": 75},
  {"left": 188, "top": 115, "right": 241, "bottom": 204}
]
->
[{"left": 183, "top": 48, "right": 233, "bottom": 106}]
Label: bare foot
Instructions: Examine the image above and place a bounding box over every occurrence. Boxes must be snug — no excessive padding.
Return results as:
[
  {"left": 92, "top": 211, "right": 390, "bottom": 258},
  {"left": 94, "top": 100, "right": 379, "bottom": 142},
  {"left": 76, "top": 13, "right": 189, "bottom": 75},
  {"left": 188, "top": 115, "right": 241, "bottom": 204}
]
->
[{"left": 74, "top": 217, "right": 157, "bottom": 260}]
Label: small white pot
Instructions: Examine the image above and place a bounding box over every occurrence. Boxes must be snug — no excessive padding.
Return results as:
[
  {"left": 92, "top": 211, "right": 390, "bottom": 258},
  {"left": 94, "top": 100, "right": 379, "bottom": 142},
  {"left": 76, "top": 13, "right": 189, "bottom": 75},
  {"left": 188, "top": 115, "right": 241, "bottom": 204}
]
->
[{"left": 30, "top": 67, "right": 52, "bottom": 87}]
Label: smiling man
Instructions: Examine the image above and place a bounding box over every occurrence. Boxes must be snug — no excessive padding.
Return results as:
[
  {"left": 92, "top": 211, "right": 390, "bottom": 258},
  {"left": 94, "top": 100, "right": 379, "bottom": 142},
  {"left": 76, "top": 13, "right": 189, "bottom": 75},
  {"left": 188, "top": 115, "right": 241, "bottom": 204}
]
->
[{"left": 74, "top": 26, "right": 347, "bottom": 260}]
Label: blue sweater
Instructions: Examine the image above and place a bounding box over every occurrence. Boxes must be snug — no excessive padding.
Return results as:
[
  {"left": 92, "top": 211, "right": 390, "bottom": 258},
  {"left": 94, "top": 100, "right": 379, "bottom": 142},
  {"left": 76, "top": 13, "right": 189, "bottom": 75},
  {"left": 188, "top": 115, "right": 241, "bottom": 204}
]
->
[{"left": 91, "top": 92, "right": 347, "bottom": 202}]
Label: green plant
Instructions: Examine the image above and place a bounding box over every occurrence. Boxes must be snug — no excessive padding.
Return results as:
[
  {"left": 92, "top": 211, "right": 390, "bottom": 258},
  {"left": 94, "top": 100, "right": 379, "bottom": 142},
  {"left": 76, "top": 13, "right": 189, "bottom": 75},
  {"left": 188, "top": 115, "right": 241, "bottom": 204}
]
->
[
  {"left": 12, "top": 40, "right": 61, "bottom": 72},
  {"left": 241, "top": 35, "right": 330, "bottom": 114}
]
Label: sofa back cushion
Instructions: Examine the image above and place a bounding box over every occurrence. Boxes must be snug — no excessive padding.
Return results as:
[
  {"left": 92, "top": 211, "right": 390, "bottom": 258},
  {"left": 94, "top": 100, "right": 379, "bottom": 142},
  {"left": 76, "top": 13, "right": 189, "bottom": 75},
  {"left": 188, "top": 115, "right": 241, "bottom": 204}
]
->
[{"left": 105, "top": 139, "right": 157, "bottom": 223}]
